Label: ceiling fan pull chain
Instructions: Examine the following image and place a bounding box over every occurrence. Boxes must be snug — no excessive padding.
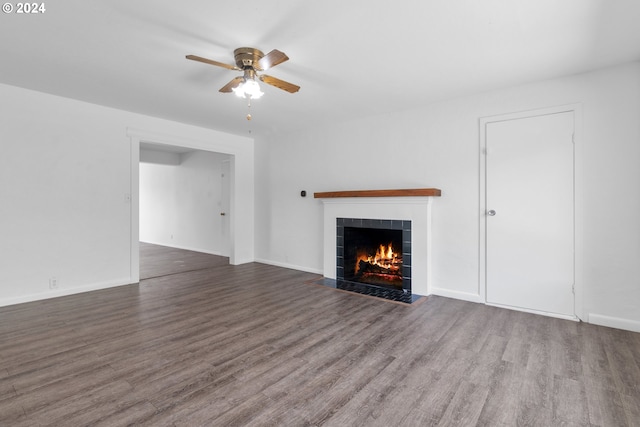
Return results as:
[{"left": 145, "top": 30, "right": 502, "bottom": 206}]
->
[
  {"left": 246, "top": 97, "right": 252, "bottom": 121},
  {"left": 246, "top": 98, "right": 253, "bottom": 134}
]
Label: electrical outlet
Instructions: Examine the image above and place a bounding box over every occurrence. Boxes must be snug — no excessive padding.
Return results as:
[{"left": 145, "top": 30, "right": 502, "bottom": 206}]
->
[{"left": 49, "top": 277, "right": 58, "bottom": 289}]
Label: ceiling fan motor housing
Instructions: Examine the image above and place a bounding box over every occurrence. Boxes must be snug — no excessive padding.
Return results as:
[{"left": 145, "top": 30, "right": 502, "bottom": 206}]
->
[{"left": 234, "top": 47, "right": 264, "bottom": 70}]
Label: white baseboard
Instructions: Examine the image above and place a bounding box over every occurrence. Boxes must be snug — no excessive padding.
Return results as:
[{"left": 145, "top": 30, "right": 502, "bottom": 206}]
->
[
  {"left": 229, "top": 257, "right": 257, "bottom": 266},
  {"left": 588, "top": 313, "right": 640, "bottom": 333},
  {"left": 429, "top": 287, "right": 484, "bottom": 303},
  {"left": 0, "top": 277, "right": 135, "bottom": 308},
  {"left": 254, "top": 258, "right": 323, "bottom": 275}
]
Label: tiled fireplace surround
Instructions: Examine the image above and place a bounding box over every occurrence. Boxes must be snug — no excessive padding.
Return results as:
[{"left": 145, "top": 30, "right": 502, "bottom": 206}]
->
[
  {"left": 336, "top": 217, "right": 412, "bottom": 293},
  {"left": 317, "top": 190, "right": 438, "bottom": 298}
]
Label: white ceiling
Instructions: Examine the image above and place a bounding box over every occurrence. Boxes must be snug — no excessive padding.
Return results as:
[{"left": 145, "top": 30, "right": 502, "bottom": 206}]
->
[{"left": 2, "top": 0, "right": 640, "bottom": 138}]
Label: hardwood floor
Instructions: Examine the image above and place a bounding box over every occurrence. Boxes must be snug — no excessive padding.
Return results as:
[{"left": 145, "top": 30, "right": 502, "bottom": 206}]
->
[
  {"left": 139, "top": 242, "right": 229, "bottom": 280},
  {"left": 1, "top": 244, "right": 639, "bottom": 426}
]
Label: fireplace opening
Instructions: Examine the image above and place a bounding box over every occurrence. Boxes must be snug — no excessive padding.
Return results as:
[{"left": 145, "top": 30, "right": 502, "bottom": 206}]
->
[
  {"left": 344, "top": 227, "right": 403, "bottom": 289},
  {"left": 336, "top": 218, "right": 411, "bottom": 297}
]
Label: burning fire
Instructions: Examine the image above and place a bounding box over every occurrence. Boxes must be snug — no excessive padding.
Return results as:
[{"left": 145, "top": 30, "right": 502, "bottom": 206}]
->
[{"left": 355, "top": 243, "right": 401, "bottom": 273}]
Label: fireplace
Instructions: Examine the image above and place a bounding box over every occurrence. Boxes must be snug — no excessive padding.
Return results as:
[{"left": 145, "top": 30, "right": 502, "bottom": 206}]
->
[
  {"left": 316, "top": 188, "right": 440, "bottom": 301},
  {"left": 337, "top": 218, "right": 411, "bottom": 294}
]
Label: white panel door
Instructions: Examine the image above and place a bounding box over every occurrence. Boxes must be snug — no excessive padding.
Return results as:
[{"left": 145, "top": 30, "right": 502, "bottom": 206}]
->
[
  {"left": 220, "top": 159, "right": 230, "bottom": 257},
  {"left": 486, "top": 111, "right": 574, "bottom": 316}
]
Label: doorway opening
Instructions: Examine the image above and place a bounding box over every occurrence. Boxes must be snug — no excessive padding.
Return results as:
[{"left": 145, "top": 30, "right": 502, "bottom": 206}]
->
[
  {"left": 127, "top": 127, "right": 248, "bottom": 285},
  {"left": 138, "top": 143, "right": 231, "bottom": 280}
]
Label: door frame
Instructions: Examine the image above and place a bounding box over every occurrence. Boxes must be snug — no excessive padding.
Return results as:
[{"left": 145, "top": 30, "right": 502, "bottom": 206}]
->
[
  {"left": 479, "top": 104, "right": 584, "bottom": 320},
  {"left": 128, "top": 128, "right": 246, "bottom": 284},
  {"left": 220, "top": 159, "right": 231, "bottom": 257}
]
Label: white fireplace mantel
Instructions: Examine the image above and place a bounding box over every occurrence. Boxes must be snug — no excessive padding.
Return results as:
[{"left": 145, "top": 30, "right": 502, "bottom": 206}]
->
[{"left": 316, "top": 189, "right": 441, "bottom": 296}]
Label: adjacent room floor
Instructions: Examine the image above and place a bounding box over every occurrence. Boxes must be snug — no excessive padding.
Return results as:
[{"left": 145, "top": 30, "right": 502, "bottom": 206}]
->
[
  {"left": 0, "top": 244, "right": 639, "bottom": 426},
  {"left": 139, "top": 241, "right": 229, "bottom": 280}
]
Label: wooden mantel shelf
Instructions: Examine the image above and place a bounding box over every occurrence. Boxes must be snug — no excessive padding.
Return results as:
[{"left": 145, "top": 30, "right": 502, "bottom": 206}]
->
[{"left": 314, "top": 188, "right": 441, "bottom": 198}]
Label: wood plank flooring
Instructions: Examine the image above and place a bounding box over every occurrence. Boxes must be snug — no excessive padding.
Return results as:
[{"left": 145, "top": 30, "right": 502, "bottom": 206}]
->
[
  {"left": 1, "top": 243, "right": 639, "bottom": 426},
  {"left": 139, "top": 242, "right": 229, "bottom": 280}
]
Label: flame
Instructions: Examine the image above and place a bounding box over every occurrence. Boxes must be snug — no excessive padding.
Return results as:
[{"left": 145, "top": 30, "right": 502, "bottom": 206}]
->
[{"left": 355, "top": 243, "right": 401, "bottom": 273}]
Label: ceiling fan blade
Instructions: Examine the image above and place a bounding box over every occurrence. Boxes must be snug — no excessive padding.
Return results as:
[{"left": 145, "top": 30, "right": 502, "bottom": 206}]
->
[
  {"left": 259, "top": 75, "right": 300, "bottom": 93},
  {"left": 257, "top": 49, "right": 289, "bottom": 71},
  {"left": 186, "top": 54, "right": 239, "bottom": 71},
  {"left": 219, "top": 77, "right": 244, "bottom": 93}
]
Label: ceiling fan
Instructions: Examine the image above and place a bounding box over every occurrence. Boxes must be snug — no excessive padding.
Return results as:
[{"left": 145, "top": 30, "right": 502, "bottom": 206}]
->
[{"left": 186, "top": 47, "right": 300, "bottom": 99}]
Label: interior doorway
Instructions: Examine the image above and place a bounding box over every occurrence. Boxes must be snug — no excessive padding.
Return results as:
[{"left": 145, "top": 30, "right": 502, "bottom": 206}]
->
[
  {"left": 138, "top": 143, "right": 231, "bottom": 258},
  {"left": 479, "top": 106, "right": 581, "bottom": 320},
  {"left": 128, "top": 132, "right": 237, "bottom": 284}
]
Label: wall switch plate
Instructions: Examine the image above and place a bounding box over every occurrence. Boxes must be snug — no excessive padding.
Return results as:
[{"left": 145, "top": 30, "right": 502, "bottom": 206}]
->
[{"left": 49, "top": 277, "right": 58, "bottom": 289}]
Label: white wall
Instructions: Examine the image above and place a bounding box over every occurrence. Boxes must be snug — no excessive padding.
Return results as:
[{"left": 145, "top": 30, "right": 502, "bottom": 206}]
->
[
  {"left": 140, "top": 149, "right": 230, "bottom": 255},
  {"left": 255, "top": 61, "right": 640, "bottom": 332},
  {"left": 0, "top": 83, "right": 253, "bottom": 306},
  {"left": 1, "top": 63, "right": 638, "bottom": 332}
]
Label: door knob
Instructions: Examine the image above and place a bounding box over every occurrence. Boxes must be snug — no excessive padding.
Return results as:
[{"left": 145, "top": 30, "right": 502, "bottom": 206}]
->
[
  {"left": 487, "top": 210, "right": 496, "bottom": 216},
  {"left": 220, "top": 212, "right": 226, "bottom": 216}
]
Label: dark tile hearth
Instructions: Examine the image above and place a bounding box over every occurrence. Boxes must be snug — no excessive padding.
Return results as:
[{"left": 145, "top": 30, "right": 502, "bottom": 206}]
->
[{"left": 311, "top": 278, "right": 423, "bottom": 304}]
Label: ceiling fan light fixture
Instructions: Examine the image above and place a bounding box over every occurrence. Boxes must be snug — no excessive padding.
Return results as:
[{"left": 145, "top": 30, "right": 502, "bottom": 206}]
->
[
  {"left": 232, "top": 78, "right": 264, "bottom": 99},
  {"left": 186, "top": 47, "right": 298, "bottom": 119}
]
